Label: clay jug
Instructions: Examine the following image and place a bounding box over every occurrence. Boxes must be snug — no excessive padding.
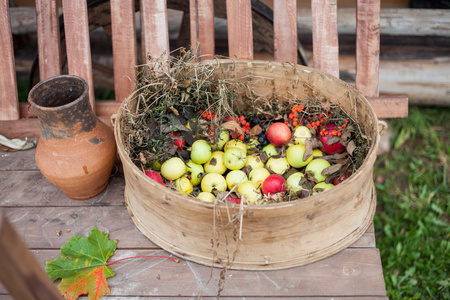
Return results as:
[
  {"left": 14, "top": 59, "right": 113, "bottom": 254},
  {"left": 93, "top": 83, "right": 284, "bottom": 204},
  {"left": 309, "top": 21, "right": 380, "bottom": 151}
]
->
[{"left": 28, "top": 75, "right": 117, "bottom": 200}]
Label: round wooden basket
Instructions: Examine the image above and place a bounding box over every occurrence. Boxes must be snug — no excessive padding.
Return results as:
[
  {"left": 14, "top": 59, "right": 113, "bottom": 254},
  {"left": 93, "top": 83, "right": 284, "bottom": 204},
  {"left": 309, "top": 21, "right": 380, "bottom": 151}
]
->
[{"left": 114, "top": 60, "right": 380, "bottom": 270}]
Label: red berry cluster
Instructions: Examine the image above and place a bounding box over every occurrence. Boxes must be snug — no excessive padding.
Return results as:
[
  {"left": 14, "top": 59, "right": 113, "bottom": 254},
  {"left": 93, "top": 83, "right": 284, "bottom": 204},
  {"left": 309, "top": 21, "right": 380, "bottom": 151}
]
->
[
  {"left": 305, "top": 112, "right": 330, "bottom": 132},
  {"left": 225, "top": 115, "right": 251, "bottom": 140},
  {"left": 199, "top": 109, "right": 216, "bottom": 120},
  {"left": 318, "top": 119, "right": 349, "bottom": 137},
  {"left": 285, "top": 104, "right": 305, "bottom": 127}
]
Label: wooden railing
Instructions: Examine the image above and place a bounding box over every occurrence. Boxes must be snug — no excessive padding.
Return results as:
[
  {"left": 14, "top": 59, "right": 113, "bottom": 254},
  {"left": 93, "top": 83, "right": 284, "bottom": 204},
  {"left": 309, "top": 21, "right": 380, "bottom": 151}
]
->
[{"left": 0, "top": 0, "right": 408, "bottom": 139}]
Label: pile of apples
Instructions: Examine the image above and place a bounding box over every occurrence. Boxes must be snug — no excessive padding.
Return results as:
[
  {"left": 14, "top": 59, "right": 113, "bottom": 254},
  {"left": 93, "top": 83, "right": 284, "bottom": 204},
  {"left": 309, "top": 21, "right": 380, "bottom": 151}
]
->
[{"left": 144, "top": 108, "right": 354, "bottom": 205}]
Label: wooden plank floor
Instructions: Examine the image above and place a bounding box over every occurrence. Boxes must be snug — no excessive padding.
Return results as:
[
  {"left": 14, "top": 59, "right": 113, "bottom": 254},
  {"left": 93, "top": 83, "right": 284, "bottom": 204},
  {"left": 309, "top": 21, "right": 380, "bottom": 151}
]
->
[{"left": 0, "top": 148, "right": 388, "bottom": 299}]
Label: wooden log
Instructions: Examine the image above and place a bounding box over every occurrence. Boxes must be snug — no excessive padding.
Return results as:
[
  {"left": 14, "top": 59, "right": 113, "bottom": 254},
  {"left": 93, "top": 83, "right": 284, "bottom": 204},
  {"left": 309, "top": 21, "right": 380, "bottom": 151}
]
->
[
  {"left": 356, "top": 0, "right": 381, "bottom": 98},
  {"left": 0, "top": 214, "right": 61, "bottom": 300},
  {"left": 62, "top": 0, "right": 96, "bottom": 110},
  {"left": 190, "top": 0, "right": 215, "bottom": 60},
  {"left": 110, "top": 0, "right": 137, "bottom": 101},
  {"left": 35, "top": 0, "right": 61, "bottom": 80},
  {"left": 226, "top": 0, "right": 254, "bottom": 60},
  {"left": 273, "top": 0, "right": 297, "bottom": 64},
  {"left": 0, "top": 1, "right": 19, "bottom": 121},
  {"left": 311, "top": 0, "right": 339, "bottom": 78}
]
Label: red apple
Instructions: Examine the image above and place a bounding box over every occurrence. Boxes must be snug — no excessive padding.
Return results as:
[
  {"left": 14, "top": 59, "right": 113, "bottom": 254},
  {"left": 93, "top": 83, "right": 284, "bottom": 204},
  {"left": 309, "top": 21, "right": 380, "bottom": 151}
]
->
[
  {"left": 319, "top": 124, "right": 345, "bottom": 155},
  {"left": 144, "top": 170, "right": 166, "bottom": 186},
  {"left": 266, "top": 122, "right": 291, "bottom": 147},
  {"left": 333, "top": 171, "right": 352, "bottom": 185},
  {"left": 262, "top": 174, "right": 287, "bottom": 196},
  {"left": 226, "top": 196, "right": 241, "bottom": 204},
  {"left": 170, "top": 131, "right": 186, "bottom": 150}
]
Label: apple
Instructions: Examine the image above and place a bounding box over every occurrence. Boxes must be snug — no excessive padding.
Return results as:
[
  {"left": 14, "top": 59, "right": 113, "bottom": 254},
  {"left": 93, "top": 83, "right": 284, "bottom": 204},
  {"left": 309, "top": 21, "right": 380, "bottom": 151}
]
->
[
  {"left": 226, "top": 196, "right": 241, "bottom": 204},
  {"left": 312, "top": 182, "right": 334, "bottom": 195},
  {"left": 204, "top": 151, "right": 227, "bottom": 174},
  {"left": 175, "top": 176, "right": 193, "bottom": 195},
  {"left": 186, "top": 160, "right": 204, "bottom": 186},
  {"left": 201, "top": 173, "right": 227, "bottom": 193},
  {"left": 245, "top": 155, "right": 264, "bottom": 170},
  {"left": 266, "top": 122, "right": 291, "bottom": 147},
  {"left": 249, "top": 167, "right": 271, "bottom": 188},
  {"left": 144, "top": 170, "right": 166, "bottom": 186},
  {"left": 160, "top": 157, "right": 186, "bottom": 181},
  {"left": 286, "top": 172, "right": 305, "bottom": 194},
  {"left": 266, "top": 157, "right": 290, "bottom": 175},
  {"left": 319, "top": 124, "right": 346, "bottom": 154},
  {"left": 151, "top": 160, "right": 161, "bottom": 171},
  {"left": 224, "top": 147, "right": 246, "bottom": 170},
  {"left": 262, "top": 144, "right": 278, "bottom": 158},
  {"left": 224, "top": 140, "right": 247, "bottom": 154},
  {"left": 237, "top": 181, "right": 261, "bottom": 204},
  {"left": 312, "top": 149, "right": 324, "bottom": 157},
  {"left": 286, "top": 144, "right": 313, "bottom": 168},
  {"left": 191, "top": 140, "right": 212, "bottom": 164},
  {"left": 197, "top": 192, "right": 216, "bottom": 202},
  {"left": 305, "top": 158, "right": 331, "bottom": 182},
  {"left": 170, "top": 131, "right": 185, "bottom": 150},
  {"left": 293, "top": 125, "right": 312, "bottom": 145},
  {"left": 262, "top": 174, "right": 287, "bottom": 196},
  {"left": 246, "top": 138, "right": 260, "bottom": 154},
  {"left": 211, "top": 130, "right": 230, "bottom": 150},
  {"left": 226, "top": 170, "right": 248, "bottom": 190}
]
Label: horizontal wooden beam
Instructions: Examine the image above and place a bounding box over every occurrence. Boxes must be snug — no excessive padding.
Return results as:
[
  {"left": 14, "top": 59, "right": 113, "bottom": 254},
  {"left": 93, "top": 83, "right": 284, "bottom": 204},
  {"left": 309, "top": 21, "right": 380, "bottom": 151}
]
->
[{"left": 367, "top": 95, "right": 408, "bottom": 119}]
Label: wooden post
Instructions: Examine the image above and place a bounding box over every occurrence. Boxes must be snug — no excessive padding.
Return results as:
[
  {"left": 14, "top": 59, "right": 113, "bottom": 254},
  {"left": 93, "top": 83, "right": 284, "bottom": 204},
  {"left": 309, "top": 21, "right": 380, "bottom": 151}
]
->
[
  {"left": 35, "top": 0, "right": 61, "bottom": 81},
  {"left": 0, "top": 0, "right": 19, "bottom": 121},
  {"left": 62, "top": 0, "right": 96, "bottom": 111},
  {"left": 226, "top": 0, "right": 254, "bottom": 60},
  {"left": 189, "top": 0, "right": 215, "bottom": 61},
  {"left": 0, "top": 213, "right": 61, "bottom": 299},
  {"left": 311, "top": 0, "right": 339, "bottom": 78},
  {"left": 274, "top": 0, "right": 297, "bottom": 64},
  {"left": 111, "top": 0, "right": 137, "bottom": 101}
]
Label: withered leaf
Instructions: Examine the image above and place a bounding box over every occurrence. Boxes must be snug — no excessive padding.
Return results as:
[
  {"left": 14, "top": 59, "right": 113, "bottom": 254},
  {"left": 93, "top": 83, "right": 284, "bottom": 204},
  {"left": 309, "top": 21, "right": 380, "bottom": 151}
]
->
[
  {"left": 169, "top": 106, "right": 179, "bottom": 116},
  {"left": 283, "top": 168, "right": 299, "bottom": 180},
  {"left": 221, "top": 121, "right": 244, "bottom": 135},
  {"left": 326, "top": 136, "right": 341, "bottom": 145},
  {"left": 299, "top": 189, "right": 312, "bottom": 198},
  {"left": 310, "top": 137, "right": 321, "bottom": 149},
  {"left": 322, "top": 163, "right": 344, "bottom": 176},
  {"left": 346, "top": 140, "right": 356, "bottom": 156},
  {"left": 259, "top": 151, "right": 269, "bottom": 164},
  {"left": 340, "top": 131, "right": 351, "bottom": 143},
  {"left": 139, "top": 151, "right": 157, "bottom": 165},
  {"left": 305, "top": 170, "right": 319, "bottom": 183},
  {"left": 250, "top": 125, "right": 263, "bottom": 136},
  {"left": 242, "top": 165, "right": 253, "bottom": 174},
  {"left": 147, "top": 121, "right": 160, "bottom": 139},
  {"left": 303, "top": 139, "right": 313, "bottom": 161},
  {"left": 320, "top": 97, "right": 331, "bottom": 111},
  {"left": 209, "top": 157, "right": 217, "bottom": 166},
  {"left": 180, "top": 130, "right": 196, "bottom": 146}
]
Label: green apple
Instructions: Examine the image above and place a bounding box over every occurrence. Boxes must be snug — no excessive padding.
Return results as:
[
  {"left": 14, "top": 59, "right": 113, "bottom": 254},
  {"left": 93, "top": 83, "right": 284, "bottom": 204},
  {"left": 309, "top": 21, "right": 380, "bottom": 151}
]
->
[
  {"left": 266, "top": 157, "right": 290, "bottom": 175},
  {"left": 312, "top": 182, "right": 334, "bottom": 195},
  {"left": 286, "top": 144, "right": 313, "bottom": 168},
  {"left": 160, "top": 157, "right": 186, "bottom": 181},
  {"left": 224, "top": 140, "right": 247, "bottom": 154},
  {"left": 204, "top": 151, "right": 227, "bottom": 174},
  {"left": 226, "top": 170, "right": 248, "bottom": 190},
  {"left": 286, "top": 172, "right": 305, "bottom": 194},
  {"left": 249, "top": 167, "right": 271, "bottom": 188},
  {"left": 312, "top": 149, "right": 324, "bottom": 157},
  {"left": 245, "top": 155, "right": 264, "bottom": 170},
  {"left": 197, "top": 192, "right": 216, "bottom": 202},
  {"left": 211, "top": 130, "right": 230, "bottom": 150},
  {"left": 262, "top": 144, "right": 278, "bottom": 158},
  {"left": 201, "top": 173, "right": 227, "bottom": 193},
  {"left": 186, "top": 160, "right": 204, "bottom": 186},
  {"left": 224, "top": 147, "right": 247, "bottom": 170},
  {"left": 237, "top": 181, "right": 261, "bottom": 204},
  {"left": 293, "top": 125, "right": 312, "bottom": 145},
  {"left": 247, "top": 138, "right": 260, "bottom": 154},
  {"left": 305, "top": 158, "right": 331, "bottom": 182},
  {"left": 191, "top": 140, "right": 212, "bottom": 164},
  {"left": 175, "top": 176, "right": 193, "bottom": 195}
]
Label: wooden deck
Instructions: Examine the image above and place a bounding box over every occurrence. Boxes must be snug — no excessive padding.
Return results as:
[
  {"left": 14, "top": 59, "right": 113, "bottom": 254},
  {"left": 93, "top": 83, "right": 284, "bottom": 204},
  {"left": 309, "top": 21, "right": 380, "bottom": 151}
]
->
[{"left": 0, "top": 147, "right": 388, "bottom": 299}]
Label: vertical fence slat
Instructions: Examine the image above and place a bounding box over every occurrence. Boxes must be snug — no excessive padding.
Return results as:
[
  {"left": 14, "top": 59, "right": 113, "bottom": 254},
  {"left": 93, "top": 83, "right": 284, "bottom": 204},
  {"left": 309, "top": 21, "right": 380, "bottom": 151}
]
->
[
  {"left": 311, "top": 0, "right": 339, "bottom": 78},
  {"left": 141, "top": 0, "right": 170, "bottom": 63},
  {"left": 0, "top": 1, "right": 19, "bottom": 121},
  {"left": 274, "top": 0, "right": 297, "bottom": 64},
  {"left": 189, "top": 0, "right": 214, "bottom": 61},
  {"left": 226, "top": 0, "right": 253, "bottom": 60},
  {"left": 62, "top": 0, "right": 95, "bottom": 110},
  {"left": 36, "top": 0, "right": 61, "bottom": 81},
  {"left": 356, "top": 0, "right": 380, "bottom": 98},
  {"left": 111, "top": 0, "right": 137, "bottom": 101}
]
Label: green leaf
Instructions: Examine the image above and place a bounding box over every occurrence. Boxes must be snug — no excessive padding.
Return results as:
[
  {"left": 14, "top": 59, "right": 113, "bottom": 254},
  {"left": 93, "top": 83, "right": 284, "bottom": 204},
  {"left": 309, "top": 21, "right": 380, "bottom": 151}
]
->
[{"left": 46, "top": 226, "right": 118, "bottom": 281}]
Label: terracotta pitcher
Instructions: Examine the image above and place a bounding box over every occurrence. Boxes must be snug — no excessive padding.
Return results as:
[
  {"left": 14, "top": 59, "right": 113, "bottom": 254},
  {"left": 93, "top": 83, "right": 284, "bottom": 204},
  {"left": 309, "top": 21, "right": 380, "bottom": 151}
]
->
[{"left": 28, "top": 75, "right": 117, "bottom": 200}]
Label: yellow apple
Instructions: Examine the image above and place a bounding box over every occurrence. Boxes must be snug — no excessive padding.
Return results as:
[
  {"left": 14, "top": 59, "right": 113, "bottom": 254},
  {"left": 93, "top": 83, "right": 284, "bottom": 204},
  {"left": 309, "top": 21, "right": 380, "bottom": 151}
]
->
[
  {"left": 249, "top": 167, "right": 271, "bottom": 188},
  {"left": 191, "top": 140, "right": 212, "bottom": 164},
  {"left": 186, "top": 160, "right": 204, "bottom": 186},
  {"left": 204, "top": 151, "right": 227, "bottom": 174},
  {"left": 175, "top": 176, "right": 193, "bottom": 195},
  {"left": 224, "top": 147, "right": 246, "bottom": 170},
  {"left": 197, "top": 192, "right": 216, "bottom": 202},
  {"left": 160, "top": 157, "right": 186, "bottom": 181},
  {"left": 266, "top": 157, "right": 290, "bottom": 175},
  {"left": 226, "top": 170, "right": 248, "bottom": 190},
  {"left": 201, "top": 173, "right": 227, "bottom": 193},
  {"left": 245, "top": 155, "right": 264, "bottom": 170},
  {"left": 224, "top": 140, "right": 247, "bottom": 154},
  {"left": 238, "top": 181, "right": 261, "bottom": 204}
]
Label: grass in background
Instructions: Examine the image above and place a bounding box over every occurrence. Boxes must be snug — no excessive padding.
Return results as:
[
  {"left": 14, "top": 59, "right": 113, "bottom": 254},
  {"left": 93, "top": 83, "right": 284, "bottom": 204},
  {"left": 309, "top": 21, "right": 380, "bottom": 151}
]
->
[{"left": 374, "top": 106, "right": 449, "bottom": 299}]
